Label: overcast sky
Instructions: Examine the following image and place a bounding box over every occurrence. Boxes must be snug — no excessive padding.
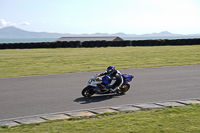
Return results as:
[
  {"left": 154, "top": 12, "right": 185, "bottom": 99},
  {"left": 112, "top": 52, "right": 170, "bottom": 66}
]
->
[{"left": 1, "top": 0, "right": 200, "bottom": 34}]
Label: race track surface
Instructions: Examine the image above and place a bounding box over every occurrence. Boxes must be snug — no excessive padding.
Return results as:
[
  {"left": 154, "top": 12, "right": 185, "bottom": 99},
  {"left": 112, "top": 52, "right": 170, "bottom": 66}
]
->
[{"left": 0, "top": 65, "right": 200, "bottom": 120}]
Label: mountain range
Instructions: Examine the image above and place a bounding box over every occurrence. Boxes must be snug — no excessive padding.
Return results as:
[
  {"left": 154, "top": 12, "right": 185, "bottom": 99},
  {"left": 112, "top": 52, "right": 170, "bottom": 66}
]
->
[{"left": 0, "top": 26, "right": 199, "bottom": 38}]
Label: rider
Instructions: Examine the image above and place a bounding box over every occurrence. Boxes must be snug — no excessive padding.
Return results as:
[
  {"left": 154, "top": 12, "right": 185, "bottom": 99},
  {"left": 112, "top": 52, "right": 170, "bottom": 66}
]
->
[{"left": 98, "top": 66, "right": 123, "bottom": 92}]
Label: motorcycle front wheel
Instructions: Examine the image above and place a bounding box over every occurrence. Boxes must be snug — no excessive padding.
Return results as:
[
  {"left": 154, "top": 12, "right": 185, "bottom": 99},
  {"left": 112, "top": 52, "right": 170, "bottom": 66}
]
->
[{"left": 82, "top": 86, "right": 95, "bottom": 97}]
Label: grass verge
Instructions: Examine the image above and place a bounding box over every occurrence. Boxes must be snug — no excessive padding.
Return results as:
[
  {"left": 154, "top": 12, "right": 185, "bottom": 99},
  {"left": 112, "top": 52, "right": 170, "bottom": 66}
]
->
[
  {"left": 0, "top": 45, "right": 200, "bottom": 78},
  {"left": 1, "top": 104, "right": 200, "bottom": 133}
]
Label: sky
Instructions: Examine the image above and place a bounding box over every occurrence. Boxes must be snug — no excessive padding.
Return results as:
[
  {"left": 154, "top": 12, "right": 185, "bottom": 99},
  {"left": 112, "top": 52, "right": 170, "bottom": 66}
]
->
[{"left": 1, "top": 0, "right": 200, "bottom": 34}]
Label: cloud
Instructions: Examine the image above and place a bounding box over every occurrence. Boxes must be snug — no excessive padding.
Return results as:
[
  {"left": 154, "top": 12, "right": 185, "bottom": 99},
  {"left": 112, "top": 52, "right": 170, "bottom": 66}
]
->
[
  {"left": 0, "top": 19, "right": 16, "bottom": 27},
  {"left": 0, "top": 19, "right": 7, "bottom": 26},
  {"left": 19, "top": 22, "right": 30, "bottom": 26},
  {"left": 0, "top": 19, "right": 30, "bottom": 27}
]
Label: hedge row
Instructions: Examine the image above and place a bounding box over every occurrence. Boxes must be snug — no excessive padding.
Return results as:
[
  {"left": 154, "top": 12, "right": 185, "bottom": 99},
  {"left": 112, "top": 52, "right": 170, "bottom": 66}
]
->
[{"left": 0, "top": 38, "right": 200, "bottom": 49}]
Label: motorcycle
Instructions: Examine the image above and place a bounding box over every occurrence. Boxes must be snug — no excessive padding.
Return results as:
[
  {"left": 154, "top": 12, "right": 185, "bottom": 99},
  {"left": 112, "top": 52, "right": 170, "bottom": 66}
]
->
[{"left": 82, "top": 74, "right": 134, "bottom": 97}]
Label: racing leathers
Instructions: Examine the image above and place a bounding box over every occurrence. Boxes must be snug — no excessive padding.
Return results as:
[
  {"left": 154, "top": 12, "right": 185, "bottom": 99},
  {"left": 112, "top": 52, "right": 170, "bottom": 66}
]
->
[{"left": 98, "top": 70, "right": 123, "bottom": 92}]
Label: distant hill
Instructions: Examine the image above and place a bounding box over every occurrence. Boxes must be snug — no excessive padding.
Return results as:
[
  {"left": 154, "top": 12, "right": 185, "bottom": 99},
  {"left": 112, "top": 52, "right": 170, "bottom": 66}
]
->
[
  {"left": 0, "top": 26, "right": 199, "bottom": 38},
  {"left": 0, "top": 26, "right": 71, "bottom": 38},
  {"left": 140, "top": 31, "right": 182, "bottom": 37}
]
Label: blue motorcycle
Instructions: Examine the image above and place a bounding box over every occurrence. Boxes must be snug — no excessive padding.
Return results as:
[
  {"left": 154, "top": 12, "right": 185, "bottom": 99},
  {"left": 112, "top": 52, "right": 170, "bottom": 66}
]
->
[{"left": 82, "top": 74, "right": 134, "bottom": 97}]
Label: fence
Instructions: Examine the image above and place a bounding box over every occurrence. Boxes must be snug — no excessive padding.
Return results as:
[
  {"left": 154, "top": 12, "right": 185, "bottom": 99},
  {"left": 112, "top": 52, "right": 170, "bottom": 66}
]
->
[{"left": 0, "top": 38, "right": 200, "bottom": 49}]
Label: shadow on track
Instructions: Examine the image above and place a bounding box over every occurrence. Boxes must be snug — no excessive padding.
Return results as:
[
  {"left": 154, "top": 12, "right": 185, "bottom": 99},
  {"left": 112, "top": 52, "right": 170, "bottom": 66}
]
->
[{"left": 74, "top": 94, "right": 124, "bottom": 104}]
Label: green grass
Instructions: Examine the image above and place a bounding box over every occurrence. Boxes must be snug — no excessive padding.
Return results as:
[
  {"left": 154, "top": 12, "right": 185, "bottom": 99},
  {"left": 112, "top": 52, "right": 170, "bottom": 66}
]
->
[
  {"left": 1, "top": 46, "right": 200, "bottom": 132},
  {"left": 0, "top": 45, "right": 200, "bottom": 78},
  {"left": 1, "top": 104, "right": 200, "bottom": 133}
]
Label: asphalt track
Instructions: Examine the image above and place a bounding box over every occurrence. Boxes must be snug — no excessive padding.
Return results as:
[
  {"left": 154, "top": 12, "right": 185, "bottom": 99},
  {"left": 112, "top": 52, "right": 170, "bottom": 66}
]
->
[{"left": 0, "top": 65, "right": 200, "bottom": 120}]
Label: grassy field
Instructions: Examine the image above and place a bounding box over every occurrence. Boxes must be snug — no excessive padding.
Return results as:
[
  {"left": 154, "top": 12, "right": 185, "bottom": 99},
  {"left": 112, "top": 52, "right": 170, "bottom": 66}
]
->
[
  {"left": 1, "top": 46, "right": 200, "bottom": 132},
  {"left": 1, "top": 104, "right": 200, "bottom": 133},
  {"left": 0, "top": 45, "right": 200, "bottom": 78}
]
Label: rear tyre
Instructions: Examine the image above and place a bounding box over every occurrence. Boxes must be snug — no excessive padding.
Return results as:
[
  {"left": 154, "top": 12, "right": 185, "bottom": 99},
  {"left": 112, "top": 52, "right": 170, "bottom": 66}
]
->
[
  {"left": 82, "top": 86, "right": 95, "bottom": 97},
  {"left": 117, "top": 83, "right": 130, "bottom": 94}
]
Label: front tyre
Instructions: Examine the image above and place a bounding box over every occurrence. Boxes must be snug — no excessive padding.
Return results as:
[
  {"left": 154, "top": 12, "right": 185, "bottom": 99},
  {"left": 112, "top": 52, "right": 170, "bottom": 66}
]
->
[
  {"left": 82, "top": 86, "right": 95, "bottom": 97},
  {"left": 117, "top": 83, "right": 130, "bottom": 94}
]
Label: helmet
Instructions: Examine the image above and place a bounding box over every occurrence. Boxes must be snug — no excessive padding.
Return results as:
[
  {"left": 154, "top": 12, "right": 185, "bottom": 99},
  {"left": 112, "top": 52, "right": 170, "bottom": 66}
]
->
[{"left": 107, "top": 66, "right": 115, "bottom": 75}]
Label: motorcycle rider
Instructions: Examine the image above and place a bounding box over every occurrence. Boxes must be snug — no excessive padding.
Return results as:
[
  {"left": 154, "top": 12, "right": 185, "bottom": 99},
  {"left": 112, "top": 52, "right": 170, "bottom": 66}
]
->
[{"left": 98, "top": 66, "right": 123, "bottom": 93}]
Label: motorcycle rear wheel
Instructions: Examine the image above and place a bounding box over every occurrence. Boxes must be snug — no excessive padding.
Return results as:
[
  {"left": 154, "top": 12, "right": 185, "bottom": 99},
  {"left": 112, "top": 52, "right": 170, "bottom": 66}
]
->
[
  {"left": 82, "top": 86, "right": 95, "bottom": 97},
  {"left": 117, "top": 83, "right": 130, "bottom": 94}
]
